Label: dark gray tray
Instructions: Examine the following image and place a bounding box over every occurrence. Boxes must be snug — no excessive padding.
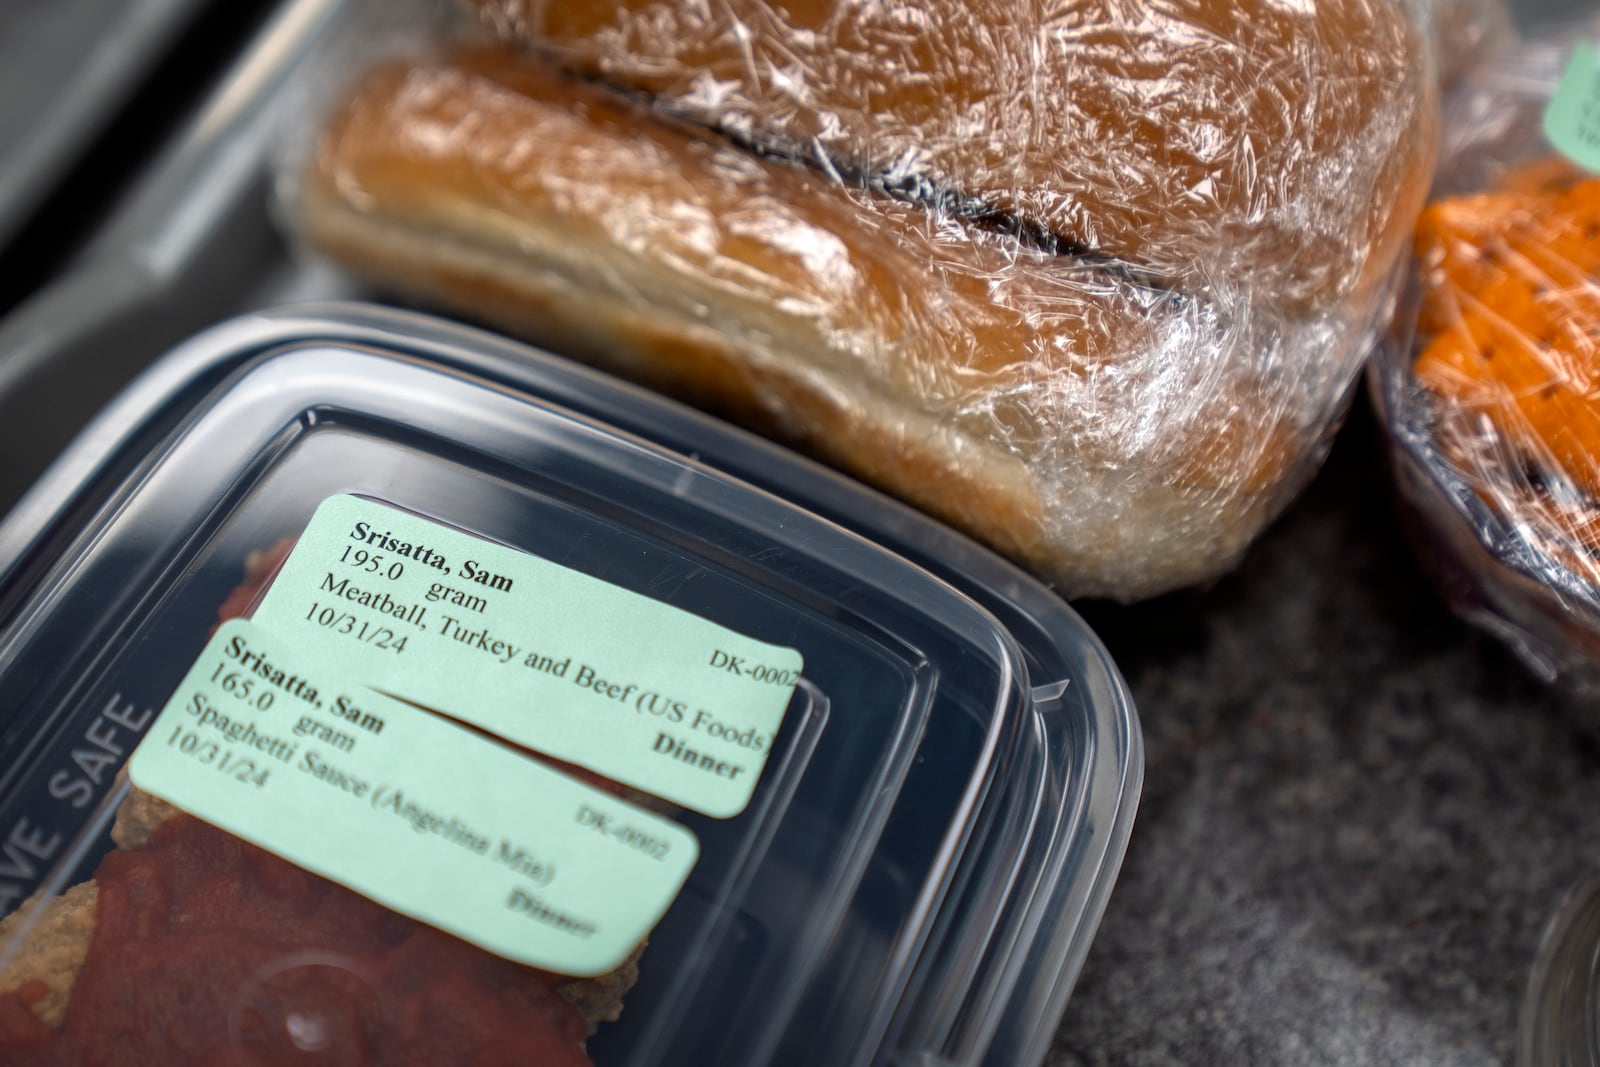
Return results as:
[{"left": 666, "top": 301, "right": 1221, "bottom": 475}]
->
[
  {"left": 0, "top": 0, "right": 359, "bottom": 511},
  {"left": 0, "top": 0, "right": 215, "bottom": 255}
]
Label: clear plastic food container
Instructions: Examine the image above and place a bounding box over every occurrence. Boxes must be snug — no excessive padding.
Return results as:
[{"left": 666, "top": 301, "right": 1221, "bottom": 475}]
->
[
  {"left": 0, "top": 304, "right": 1140, "bottom": 1066},
  {"left": 1519, "top": 876, "right": 1600, "bottom": 1067}
]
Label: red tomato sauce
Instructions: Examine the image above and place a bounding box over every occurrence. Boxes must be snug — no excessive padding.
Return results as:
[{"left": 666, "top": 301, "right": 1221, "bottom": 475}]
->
[{"left": 0, "top": 814, "right": 593, "bottom": 1066}]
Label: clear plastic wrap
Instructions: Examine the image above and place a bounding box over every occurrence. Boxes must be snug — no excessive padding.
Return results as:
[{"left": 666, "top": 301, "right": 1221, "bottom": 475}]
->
[
  {"left": 287, "top": 0, "right": 1442, "bottom": 601},
  {"left": 1373, "top": 23, "right": 1600, "bottom": 683},
  {"left": 462, "top": 0, "right": 1431, "bottom": 311}
]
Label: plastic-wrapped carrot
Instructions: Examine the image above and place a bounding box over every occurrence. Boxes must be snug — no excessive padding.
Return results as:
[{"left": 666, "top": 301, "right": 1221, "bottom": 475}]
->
[{"left": 1414, "top": 159, "right": 1600, "bottom": 499}]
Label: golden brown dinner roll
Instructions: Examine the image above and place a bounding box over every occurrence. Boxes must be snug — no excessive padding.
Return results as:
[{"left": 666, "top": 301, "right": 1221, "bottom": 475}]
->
[{"left": 463, "top": 0, "right": 1435, "bottom": 311}]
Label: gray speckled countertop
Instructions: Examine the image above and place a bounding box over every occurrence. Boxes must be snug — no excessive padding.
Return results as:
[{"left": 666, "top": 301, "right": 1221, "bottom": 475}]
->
[{"left": 1052, "top": 402, "right": 1592, "bottom": 1066}]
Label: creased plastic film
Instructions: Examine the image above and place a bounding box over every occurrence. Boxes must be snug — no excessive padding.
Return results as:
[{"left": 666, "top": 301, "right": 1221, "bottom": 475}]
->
[
  {"left": 1376, "top": 19, "right": 1600, "bottom": 682},
  {"left": 293, "top": 0, "right": 1448, "bottom": 599}
]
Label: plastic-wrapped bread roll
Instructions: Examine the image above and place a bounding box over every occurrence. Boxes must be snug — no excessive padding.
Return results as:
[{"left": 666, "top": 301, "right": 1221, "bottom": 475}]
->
[
  {"left": 301, "top": 49, "right": 1337, "bottom": 600},
  {"left": 461, "top": 0, "right": 1436, "bottom": 312}
]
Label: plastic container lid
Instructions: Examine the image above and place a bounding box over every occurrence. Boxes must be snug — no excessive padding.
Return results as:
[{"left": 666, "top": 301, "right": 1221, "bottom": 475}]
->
[
  {"left": 0, "top": 304, "right": 1139, "bottom": 1066},
  {"left": 1519, "top": 876, "right": 1600, "bottom": 1067}
]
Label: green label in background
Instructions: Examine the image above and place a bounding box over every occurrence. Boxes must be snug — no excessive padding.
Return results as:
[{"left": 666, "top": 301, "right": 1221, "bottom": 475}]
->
[
  {"left": 1546, "top": 41, "right": 1600, "bottom": 172},
  {"left": 251, "top": 495, "right": 803, "bottom": 818},
  {"left": 130, "top": 619, "right": 699, "bottom": 977}
]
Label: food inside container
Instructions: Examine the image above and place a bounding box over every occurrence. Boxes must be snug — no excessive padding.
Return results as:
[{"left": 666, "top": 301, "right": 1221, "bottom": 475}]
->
[
  {"left": 0, "top": 777, "right": 646, "bottom": 1065},
  {"left": 0, "top": 305, "right": 1139, "bottom": 1066},
  {"left": 283, "top": 0, "right": 1439, "bottom": 602},
  {"left": 1412, "top": 158, "right": 1600, "bottom": 562},
  {"left": 1518, "top": 875, "right": 1600, "bottom": 1067},
  {"left": 1374, "top": 23, "right": 1600, "bottom": 684}
]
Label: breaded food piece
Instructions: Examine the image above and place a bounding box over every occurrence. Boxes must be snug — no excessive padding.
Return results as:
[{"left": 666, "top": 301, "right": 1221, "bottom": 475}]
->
[
  {"left": 559, "top": 947, "right": 641, "bottom": 1028},
  {"left": 0, "top": 883, "right": 97, "bottom": 1028},
  {"left": 108, "top": 784, "right": 178, "bottom": 851},
  {"left": 0, "top": 786, "right": 198, "bottom": 1027}
]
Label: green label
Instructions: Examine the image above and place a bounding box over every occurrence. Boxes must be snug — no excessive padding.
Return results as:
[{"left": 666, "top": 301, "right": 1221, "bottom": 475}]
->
[
  {"left": 251, "top": 495, "right": 803, "bottom": 818},
  {"left": 1545, "top": 41, "right": 1600, "bottom": 172},
  {"left": 129, "top": 619, "right": 698, "bottom": 977}
]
